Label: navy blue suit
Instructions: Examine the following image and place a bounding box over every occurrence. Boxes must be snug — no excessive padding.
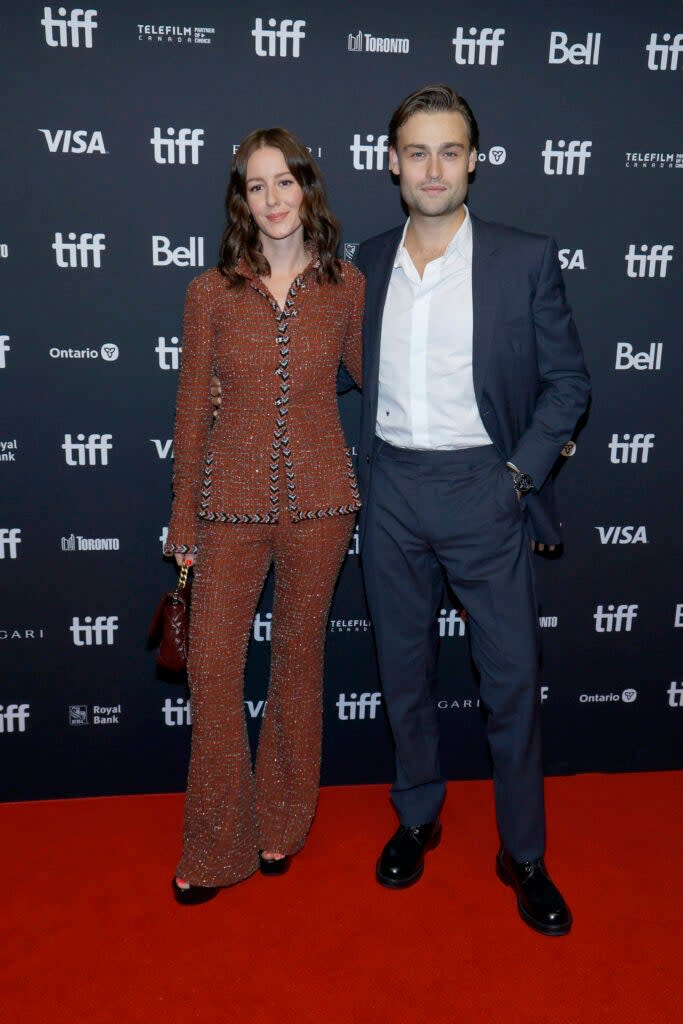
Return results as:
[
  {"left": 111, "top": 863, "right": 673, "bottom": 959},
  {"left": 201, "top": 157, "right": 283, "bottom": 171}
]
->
[{"left": 354, "top": 214, "right": 590, "bottom": 859}]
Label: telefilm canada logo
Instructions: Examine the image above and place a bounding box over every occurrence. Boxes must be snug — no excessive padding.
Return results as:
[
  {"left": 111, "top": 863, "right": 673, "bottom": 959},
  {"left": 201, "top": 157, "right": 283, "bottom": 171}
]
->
[
  {"left": 39, "top": 129, "right": 107, "bottom": 155},
  {"left": 49, "top": 342, "right": 119, "bottom": 361},
  {"left": 42, "top": 7, "right": 97, "bottom": 48},
  {"left": 137, "top": 22, "right": 215, "bottom": 45},
  {"left": 625, "top": 152, "right": 683, "bottom": 170},
  {"left": 347, "top": 30, "right": 409, "bottom": 54},
  {"left": 68, "top": 704, "right": 122, "bottom": 725},
  {"left": 329, "top": 619, "right": 371, "bottom": 633}
]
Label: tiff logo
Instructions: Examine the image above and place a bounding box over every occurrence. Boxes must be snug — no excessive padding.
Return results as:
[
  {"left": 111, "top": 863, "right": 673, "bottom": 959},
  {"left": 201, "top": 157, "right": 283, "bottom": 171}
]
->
[
  {"left": 0, "top": 528, "right": 22, "bottom": 559},
  {"left": 156, "top": 336, "right": 181, "bottom": 369},
  {"left": 542, "top": 140, "right": 592, "bottom": 175},
  {"left": 0, "top": 704, "right": 30, "bottom": 733},
  {"left": 608, "top": 432, "right": 655, "bottom": 464},
  {"left": 150, "top": 128, "right": 204, "bottom": 165},
  {"left": 41, "top": 6, "right": 97, "bottom": 48},
  {"left": 70, "top": 615, "right": 118, "bottom": 646},
  {"left": 252, "top": 18, "right": 306, "bottom": 58},
  {"left": 615, "top": 342, "right": 662, "bottom": 371},
  {"left": 39, "top": 129, "right": 106, "bottom": 154},
  {"left": 624, "top": 244, "right": 674, "bottom": 278},
  {"left": 253, "top": 612, "right": 272, "bottom": 642},
  {"left": 350, "top": 134, "right": 388, "bottom": 171},
  {"left": 163, "top": 698, "right": 191, "bottom": 726},
  {"left": 645, "top": 33, "right": 683, "bottom": 71},
  {"left": 548, "top": 31, "right": 601, "bottom": 65},
  {"left": 0, "top": 335, "right": 9, "bottom": 369},
  {"left": 438, "top": 608, "right": 466, "bottom": 637},
  {"left": 53, "top": 232, "right": 105, "bottom": 268},
  {"left": 336, "top": 692, "right": 382, "bottom": 720},
  {"left": 452, "top": 27, "right": 505, "bottom": 65},
  {"left": 668, "top": 682, "right": 683, "bottom": 707},
  {"left": 593, "top": 604, "right": 638, "bottom": 633},
  {"left": 62, "top": 432, "right": 113, "bottom": 466}
]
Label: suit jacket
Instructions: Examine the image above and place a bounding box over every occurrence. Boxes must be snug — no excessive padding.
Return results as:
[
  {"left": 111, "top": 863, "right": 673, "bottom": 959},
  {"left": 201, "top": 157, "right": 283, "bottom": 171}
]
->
[
  {"left": 165, "top": 259, "right": 365, "bottom": 555},
  {"left": 354, "top": 213, "right": 591, "bottom": 546}
]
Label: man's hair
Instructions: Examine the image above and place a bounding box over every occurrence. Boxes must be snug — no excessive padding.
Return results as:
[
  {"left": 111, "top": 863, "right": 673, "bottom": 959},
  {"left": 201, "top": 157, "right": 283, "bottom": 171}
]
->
[{"left": 388, "top": 84, "right": 480, "bottom": 152}]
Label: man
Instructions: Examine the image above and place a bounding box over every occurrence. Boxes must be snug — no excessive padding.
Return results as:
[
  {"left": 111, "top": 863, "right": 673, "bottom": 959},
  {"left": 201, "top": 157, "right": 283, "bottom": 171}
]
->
[{"left": 354, "top": 84, "right": 590, "bottom": 937}]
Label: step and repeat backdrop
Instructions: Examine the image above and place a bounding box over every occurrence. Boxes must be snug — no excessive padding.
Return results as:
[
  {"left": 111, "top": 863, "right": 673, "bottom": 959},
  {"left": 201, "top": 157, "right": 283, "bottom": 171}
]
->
[{"left": 1, "top": 2, "right": 681, "bottom": 801}]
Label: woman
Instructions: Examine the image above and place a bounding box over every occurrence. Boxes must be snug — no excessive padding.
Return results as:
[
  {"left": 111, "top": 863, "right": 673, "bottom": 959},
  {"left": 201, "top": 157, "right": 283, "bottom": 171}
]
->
[{"left": 164, "top": 128, "right": 364, "bottom": 904}]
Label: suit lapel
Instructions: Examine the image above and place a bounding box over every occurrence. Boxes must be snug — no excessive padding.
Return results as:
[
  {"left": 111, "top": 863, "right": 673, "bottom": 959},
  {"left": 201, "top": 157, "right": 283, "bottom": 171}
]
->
[
  {"left": 365, "top": 228, "right": 402, "bottom": 411},
  {"left": 471, "top": 214, "right": 500, "bottom": 403}
]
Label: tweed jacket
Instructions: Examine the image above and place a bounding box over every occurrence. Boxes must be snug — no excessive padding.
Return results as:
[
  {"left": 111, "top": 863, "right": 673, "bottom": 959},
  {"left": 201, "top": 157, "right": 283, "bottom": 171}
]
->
[{"left": 165, "top": 257, "right": 365, "bottom": 555}]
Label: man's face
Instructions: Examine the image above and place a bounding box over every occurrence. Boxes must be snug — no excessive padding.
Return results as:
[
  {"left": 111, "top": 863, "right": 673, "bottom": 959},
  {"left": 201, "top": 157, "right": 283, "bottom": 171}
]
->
[{"left": 389, "top": 111, "right": 477, "bottom": 219}]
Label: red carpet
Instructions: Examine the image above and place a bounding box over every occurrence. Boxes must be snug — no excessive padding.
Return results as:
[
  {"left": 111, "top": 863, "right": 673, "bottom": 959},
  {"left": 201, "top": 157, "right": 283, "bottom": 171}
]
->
[{"left": 2, "top": 773, "right": 681, "bottom": 1023}]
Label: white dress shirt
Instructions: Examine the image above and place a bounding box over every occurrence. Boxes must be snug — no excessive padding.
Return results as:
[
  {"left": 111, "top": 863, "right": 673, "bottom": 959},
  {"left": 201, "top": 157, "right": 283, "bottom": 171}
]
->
[{"left": 376, "top": 207, "right": 493, "bottom": 451}]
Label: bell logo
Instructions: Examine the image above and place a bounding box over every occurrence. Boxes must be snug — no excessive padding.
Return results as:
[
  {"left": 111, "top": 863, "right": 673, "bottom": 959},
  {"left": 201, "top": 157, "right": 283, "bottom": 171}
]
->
[
  {"left": 336, "top": 692, "right": 382, "bottom": 720},
  {"left": 608, "top": 433, "right": 655, "bottom": 464},
  {"left": 558, "top": 248, "right": 585, "bottom": 270},
  {"left": 452, "top": 27, "right": 505, "bottom": 65},
  {"left": 615, "top": 342, "right": 662, "bottom": 371},
  {"left": 593, "top": 604, "right": 638, "bottom": 633},
  {"left": 645, "top": 33, "right": 683, "bottom": 71},
  {"left": 548, "top": 31, "right": 601, "bottom": 65},
  {"left": 152, "top": 235, "right": 204, "bottom": 267},
  {"left": 667, "top": 682, "right": 683, "bottom": 708},
  {"left": 624, "top": 244, "right": 674, "bottom": 278},
  {"left": 0, "top": 335, "right": 9, "bottom": 369},
  {"left": 156, "top": 336, "right": 181, "bottom": 370},
  {"left": 69, "top": 615, "right": 118, "bottom": 646},
  {"left": 252, "top": 18, "right": 306, "bottom": 58},
  {"left": 542, "top": 140, "right": 592, "bottom": 176},
  {"left": 150, "top": 128, "right": 204, "bottom": 165},
  {"left": 62, "top": 433, "right": 113, "bottom": 466},
  {"left": 595, "top": 526, "right": 648, "bottom": 545},
  {"left": 0, "top": 528, "right": 22, "bottom": 560},
  {"left": 53, "top": 232, "right": 106, "bottom": 268},
  {"left": 350, "top": 134, "right": 388, "bottom": 171},
  {"left": 41, "top": 7, "right": 98, "bottom": 48},
  {"left": 39, "top": 129, "right": 106, "bottom": 154},
  {"left": 0, "top": 704, "right": 30, "bottom": 733}
]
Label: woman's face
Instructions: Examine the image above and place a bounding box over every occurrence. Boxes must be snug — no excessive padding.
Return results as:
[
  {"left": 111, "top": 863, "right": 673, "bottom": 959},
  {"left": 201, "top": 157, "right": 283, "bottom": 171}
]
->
[{"left": 245, "top": 145, "right": 304, "bottom": 243}]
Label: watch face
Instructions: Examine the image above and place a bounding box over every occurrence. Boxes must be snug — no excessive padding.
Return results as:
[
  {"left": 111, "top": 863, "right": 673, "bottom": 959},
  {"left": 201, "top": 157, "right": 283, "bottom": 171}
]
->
[{"left": 514, "top": 472, "right": 533, "bottom": 493}]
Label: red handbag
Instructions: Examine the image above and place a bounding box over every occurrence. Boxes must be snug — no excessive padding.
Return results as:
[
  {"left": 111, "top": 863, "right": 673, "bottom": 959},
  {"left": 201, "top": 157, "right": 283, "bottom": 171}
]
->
[{"left": 148, "top": 563, "right": 193, "bottom": 672}]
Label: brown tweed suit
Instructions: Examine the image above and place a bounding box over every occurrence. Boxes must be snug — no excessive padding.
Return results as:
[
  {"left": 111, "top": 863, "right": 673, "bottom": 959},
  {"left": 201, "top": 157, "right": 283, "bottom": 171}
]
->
[{"left": 165, "top": 255, "right": 364, "bottom": 886}]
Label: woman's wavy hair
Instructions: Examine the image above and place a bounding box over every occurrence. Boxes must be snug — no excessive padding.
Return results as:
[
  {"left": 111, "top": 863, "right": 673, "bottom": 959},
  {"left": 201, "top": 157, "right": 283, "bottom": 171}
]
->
[{"left": 218, "top": 127, "right": 342, "bottom": 286}]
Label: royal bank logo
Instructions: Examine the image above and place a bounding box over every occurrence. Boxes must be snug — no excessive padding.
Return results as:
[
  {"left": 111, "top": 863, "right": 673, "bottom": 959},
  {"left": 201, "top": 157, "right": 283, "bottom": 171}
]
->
[
  {"left": 53, "top": 232, "right": 106, "bottom": 268},
  {"left": 0, "top": 439, "right": 17, "bottom": 463},
  {"left": 0, "top": 704, "right": 30, "bottom": 734},
  {"left": 548, "top": 31, "right": 601, "bottom": 65},
  {"left": 61, "top": 533, "right": 120, "bottom": 552},
  {"left": 39, "top": 129, "right": 107, "bottom": 154},
  {"left": 69, "top": 615, "right": 118, "bottom": 646},
  {"left": 343, "top": 242, "right": 359, "bottom": 262},
  {"left": 137, "top": 23, "right": 215, "bottom": 45},
  {"left": 595, "top": 526, "right": 648, "bottom": 545},
  {"left": 347, "top": 30, "right": 409, "bottom": 54},
  {"left": 156, "top": 336, "right": 181, "bottom": 369},
  {"left": 452, "top": 27, "right": 505, "bottom": 65},
  {"left": 559, "top": 248, "right": 585, "bottom": 270},
  {"left": 49, "top": 342, "right": 118, "bottom": 361},
  {"left": 668, "top": 682, "right": 683, "bottom": 708},
  {"left": 615, "top": 342, "right": 662, "bottom": 371},
  {"left": 69, "top": 703, "right": 121, "bottom": 725},
  {"left": 42, "top": 7, "right": 97, "bottom": 48},
  {"left": 152, "top": 235, "right": 204, "bottom": 267},
  {"left": 542, "top": 140, "right": 592, "bottom": 176},
  {"left": 624, "top": 243, "right": 674, "bottom": 278},
  {"left": 625, "top": 152, "right": 683, "bottom": 170},
  {"left": 350, "top": 133, "right": 388, "bottom": 171},
  {"left": 252, "top": 18, "right": 306, "bottom": 58},
  {"left": 0, "top": 529, "right": 21, "bottom": 559},
  {"left": 593, "top": 604, "right": 638, "bottom": 633},
  {"left": 150, "top": 128, "right": 204, "bottom": 165},
  {"left": 645, "top": 33, "right": 683, "bottom": 71},
  {"left": 608, "top": 433, "right": 655, "bottom": 464},
  {"left": 62, "top": 433, "right": 113, "bottom": 466},
  {"left": 336, "top": 692, "right": 382, "bottom": 720}
]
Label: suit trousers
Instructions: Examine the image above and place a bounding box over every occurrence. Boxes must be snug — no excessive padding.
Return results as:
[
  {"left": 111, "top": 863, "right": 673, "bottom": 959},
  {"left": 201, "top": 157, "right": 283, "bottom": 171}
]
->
[
  {"left": 177, "top": 512, "right": 353, "bottom": 887},
  {"left": 361, "top": 440, "right": 546, "bottom": 862}
]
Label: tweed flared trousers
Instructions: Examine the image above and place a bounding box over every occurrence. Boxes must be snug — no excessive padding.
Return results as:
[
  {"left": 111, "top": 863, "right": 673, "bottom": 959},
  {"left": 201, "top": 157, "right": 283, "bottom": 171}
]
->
[{"left": 177, "top": 513, "right": 354, "bottom": 887}]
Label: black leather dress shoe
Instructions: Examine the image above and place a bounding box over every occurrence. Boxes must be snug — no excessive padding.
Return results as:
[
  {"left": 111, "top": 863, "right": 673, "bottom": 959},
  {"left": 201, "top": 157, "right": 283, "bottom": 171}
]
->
[
  {"left": 258, "top": 852, "right": 291, "bottom": 876},
  {"left": 376, "top": 821, "right": 441, "bottom": 889},
  {"left": 496, "top": 848, "right": 572, "bottom": 936},
  {"left": 171, "top": 877, "right": 219, "bottom": 905}
]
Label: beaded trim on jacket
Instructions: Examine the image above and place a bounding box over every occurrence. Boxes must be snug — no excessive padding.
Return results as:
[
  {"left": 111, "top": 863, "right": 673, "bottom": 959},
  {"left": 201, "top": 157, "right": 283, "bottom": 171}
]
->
[{"left": 193, "top": 256, "right": 361, "bottom": 528}]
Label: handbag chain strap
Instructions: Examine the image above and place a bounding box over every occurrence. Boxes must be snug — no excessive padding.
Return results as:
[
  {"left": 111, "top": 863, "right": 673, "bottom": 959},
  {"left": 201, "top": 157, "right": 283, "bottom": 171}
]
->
[{"left": 176, "top": 563, "right": 190, "bottom": 592}]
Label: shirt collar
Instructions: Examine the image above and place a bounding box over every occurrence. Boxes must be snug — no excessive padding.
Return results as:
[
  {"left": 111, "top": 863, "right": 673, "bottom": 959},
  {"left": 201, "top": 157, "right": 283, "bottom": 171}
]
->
[{"left": 393, "top": 205, "right": 472, "bottom": 269}]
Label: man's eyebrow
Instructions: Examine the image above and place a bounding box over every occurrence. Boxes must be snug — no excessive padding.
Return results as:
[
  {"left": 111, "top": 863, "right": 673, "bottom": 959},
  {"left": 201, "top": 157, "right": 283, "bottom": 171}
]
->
[{"left": 402, "top": 142, "right": 466, "bottom": 151}]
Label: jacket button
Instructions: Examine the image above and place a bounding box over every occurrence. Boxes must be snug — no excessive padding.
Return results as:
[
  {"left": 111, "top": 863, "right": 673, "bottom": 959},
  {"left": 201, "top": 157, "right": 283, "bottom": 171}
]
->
[{"left": 365, "top": 455, "right": 371, "bottom": 463}]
